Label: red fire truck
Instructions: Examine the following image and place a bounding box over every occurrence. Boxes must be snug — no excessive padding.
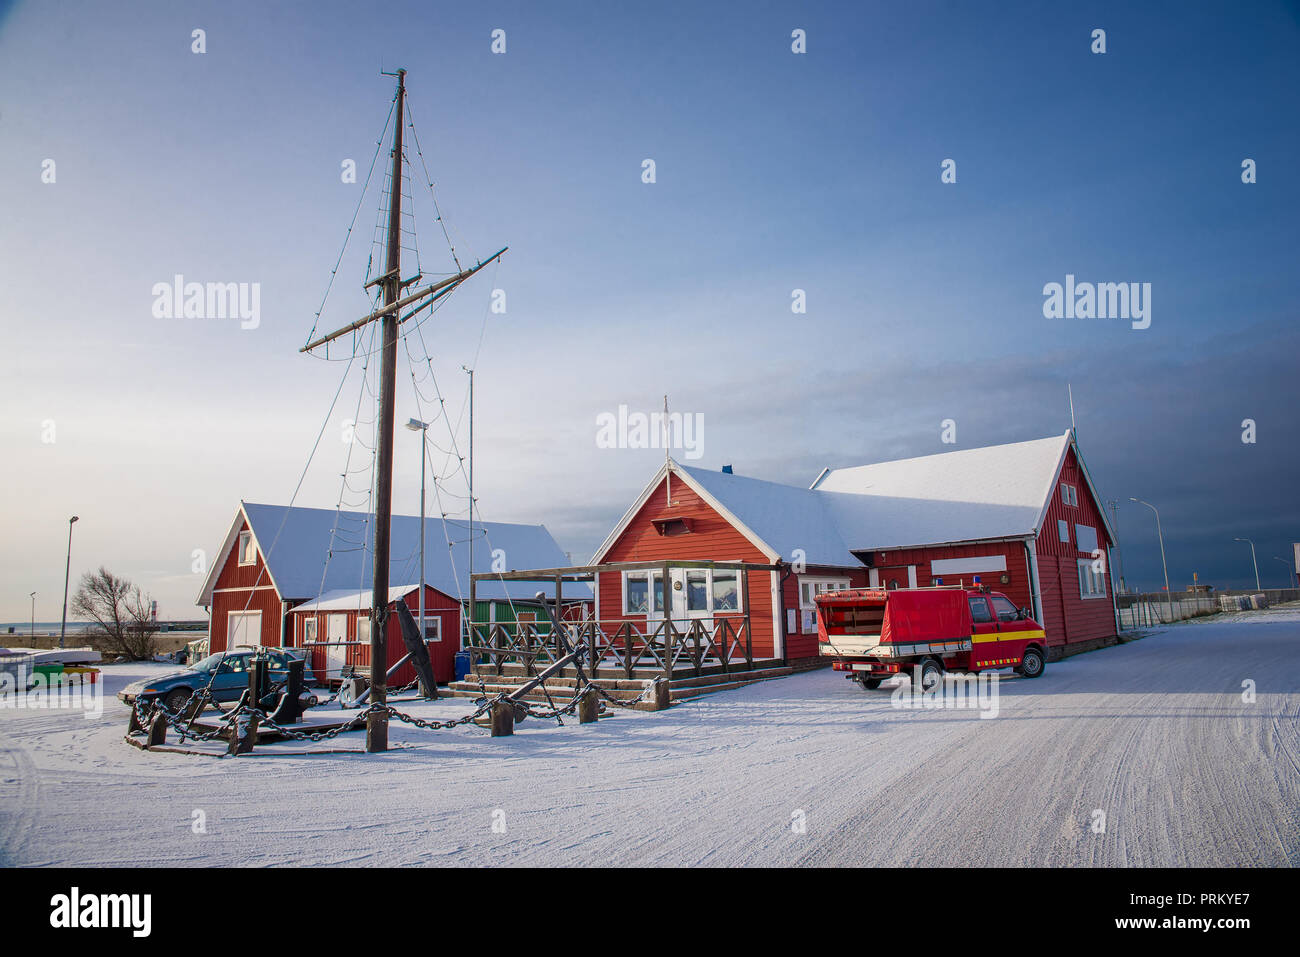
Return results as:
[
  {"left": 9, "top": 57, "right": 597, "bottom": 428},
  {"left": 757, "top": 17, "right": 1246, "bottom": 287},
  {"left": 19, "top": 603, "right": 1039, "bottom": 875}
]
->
[{"left": 815, "top": 586, "right": 1048, "bottom": 690}]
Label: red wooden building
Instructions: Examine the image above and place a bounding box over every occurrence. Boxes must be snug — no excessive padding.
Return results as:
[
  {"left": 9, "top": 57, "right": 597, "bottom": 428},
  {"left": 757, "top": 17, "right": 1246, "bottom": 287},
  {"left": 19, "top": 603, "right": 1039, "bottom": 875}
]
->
[
  {"left": 288, "top": 584, "right": 461, "bottom": 685},
  {"left": 590, "top": 432, "right": 1118, "bottom": 663},
  {"left": 195, "top": 503, "right": 578, "bottom": 683}
]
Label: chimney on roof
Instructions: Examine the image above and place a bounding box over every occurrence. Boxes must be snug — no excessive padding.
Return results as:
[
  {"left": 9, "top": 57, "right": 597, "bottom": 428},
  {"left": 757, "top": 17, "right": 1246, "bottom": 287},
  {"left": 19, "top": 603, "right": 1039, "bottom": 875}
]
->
[{"left": 721, "top": 464, "right": 733, "bottom": 474}]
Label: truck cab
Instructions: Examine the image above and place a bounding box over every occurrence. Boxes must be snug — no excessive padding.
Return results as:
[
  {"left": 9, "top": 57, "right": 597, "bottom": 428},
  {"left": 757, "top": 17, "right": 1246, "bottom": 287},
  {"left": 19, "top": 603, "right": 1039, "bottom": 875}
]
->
[{"left": 815, "top": 585, "right": 1048, "bottom": 690}]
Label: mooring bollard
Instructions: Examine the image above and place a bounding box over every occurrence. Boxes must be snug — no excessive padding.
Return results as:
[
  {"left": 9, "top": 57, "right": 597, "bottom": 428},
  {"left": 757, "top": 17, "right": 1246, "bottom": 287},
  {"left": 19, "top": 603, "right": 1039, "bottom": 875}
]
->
[
  {"left": 651, "top": 677, "right": 671, "bottom": 712},
  {"left": 577, "top": 687, "right": 598, "bottom": 724},
  {"left": 490, "top": 699, "right": 515, "bottom": 737},
  {"left": 229, "top": 714, "right": 259, "bottom": 755},
  {"left": 146, "top": 711, "right": 168, "bottom": 747}
]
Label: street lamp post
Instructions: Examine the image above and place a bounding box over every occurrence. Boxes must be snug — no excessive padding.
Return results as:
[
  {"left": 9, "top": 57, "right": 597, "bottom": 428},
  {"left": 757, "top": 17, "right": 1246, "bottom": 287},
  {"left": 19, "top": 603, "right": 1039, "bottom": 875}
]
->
[
  {"left": 1129, "top": 498, "right": 1172, "bottom": 624},
  {"left": 1272, "top": 557, "right": 1295, "bottom": 589},
  {"left": 29, "top": 592, "right": 36, "bottom": 639},
  {"left": 1233, "top": 538, "right": 1261, "bottom": 592},
  {"left": 404, "top": 417, "right": 430, "bottom": 695},
  {"left": 59, "top": 515, "right": 79, "bottom": 649}
]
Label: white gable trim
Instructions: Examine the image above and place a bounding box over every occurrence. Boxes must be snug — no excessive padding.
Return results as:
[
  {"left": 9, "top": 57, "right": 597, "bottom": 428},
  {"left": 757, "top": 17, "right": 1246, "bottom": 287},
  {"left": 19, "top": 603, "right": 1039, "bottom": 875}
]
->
[
  {"left": 590, "top": 461, "right": 781, "bottom": 565},
  {"left": 195, "top": 510, "right": 244, "bottom": 607},
  {"left": 1028, "top": 431, "right": 1074, "bottom": 539},
  {"left": 1029, "top": 432, "right": 1117, "bottom": 546},
  {"left": 194, "top": 503, "right": 284, "bottom": 607}
]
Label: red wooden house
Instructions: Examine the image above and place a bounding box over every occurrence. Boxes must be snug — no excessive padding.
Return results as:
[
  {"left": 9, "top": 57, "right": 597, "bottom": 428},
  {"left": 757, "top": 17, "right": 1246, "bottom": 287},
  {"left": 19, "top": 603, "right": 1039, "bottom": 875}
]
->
[
  {"left": 288, "top": 584, "right": 461, "bottom": 685},
  {"left": 195, "top": 503, "right": 578, "bottom": 683},
  {"left": 590, "top": 431, "right": 1118, "bottom": 664}
]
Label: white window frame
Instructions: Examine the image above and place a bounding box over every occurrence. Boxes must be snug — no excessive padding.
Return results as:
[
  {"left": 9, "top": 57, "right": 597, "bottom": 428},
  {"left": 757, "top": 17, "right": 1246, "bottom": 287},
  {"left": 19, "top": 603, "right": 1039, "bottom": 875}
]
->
[
  {"left": 622, "top": 570, "right": 665, "bottom": 616},
  {"left": 1077, "top": 559, "right": 1107, "bottom": 599},
  {"left": 798, "top": 577, "right": 851, "bottom": 609},
  {"left": 356, "top": 616, "right": 371, "bottom": 644},
  {"left": 302, "top": 617, "right": 318, "bottom": 644},
  {"left": 423, "top": 617, "right": 442, "bottom": 643},
  {"left": 709, "top": 567, "right": 743, "bottom": 614},
  {"left": 237, "top": 530, "right": 256, "bottom": 566},
  {"left": 1061, "top": 483, "right": 1077, "bottom": 507},
  {"left": 623, "top": 567, "right": 745, "bottom": 617}
]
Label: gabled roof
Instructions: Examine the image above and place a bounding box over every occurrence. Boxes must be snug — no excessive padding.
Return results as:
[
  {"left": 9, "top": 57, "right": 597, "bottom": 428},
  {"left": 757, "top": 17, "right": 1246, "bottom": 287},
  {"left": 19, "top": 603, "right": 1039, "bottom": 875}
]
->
[
  {"left": 591, "top": 432, "right": 1113, "bottom": 566},
  {"left": 196, "top": 504, "right": 580, "bottom": 607}
]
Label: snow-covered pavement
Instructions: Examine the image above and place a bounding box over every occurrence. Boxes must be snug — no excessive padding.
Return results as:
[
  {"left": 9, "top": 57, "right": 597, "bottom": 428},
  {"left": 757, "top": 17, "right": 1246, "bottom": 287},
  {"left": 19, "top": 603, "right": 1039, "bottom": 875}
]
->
[{"left": 2, "top": 610, "right": 1298, "bottom": 867}]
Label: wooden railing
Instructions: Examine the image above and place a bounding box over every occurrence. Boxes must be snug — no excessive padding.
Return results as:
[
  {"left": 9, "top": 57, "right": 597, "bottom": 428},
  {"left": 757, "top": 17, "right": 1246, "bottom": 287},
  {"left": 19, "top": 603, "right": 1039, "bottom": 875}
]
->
[{"left": 466, "top": 616, "right": 755, "bottom": 679}]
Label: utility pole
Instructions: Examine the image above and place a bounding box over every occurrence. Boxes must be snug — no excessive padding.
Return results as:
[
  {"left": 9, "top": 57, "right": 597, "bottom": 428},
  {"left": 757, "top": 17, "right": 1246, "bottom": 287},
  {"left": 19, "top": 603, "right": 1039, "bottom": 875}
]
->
[
  {"left": 1107, "top": 499, "right": 1125, "bottom": 594},
  {"left": 298, "top": 71, "right": 506, "bottom": 751},
  {"left": 29, "top": 592, "right": 36, "bottom": 638},
  {"left": 59, "top": 515, "right": 79, "bottom": 649}
]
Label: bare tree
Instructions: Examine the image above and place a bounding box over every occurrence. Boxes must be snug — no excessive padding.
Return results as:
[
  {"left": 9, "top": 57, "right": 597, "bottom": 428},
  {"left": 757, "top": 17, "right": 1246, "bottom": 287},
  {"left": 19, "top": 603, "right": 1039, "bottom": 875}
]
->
[{"left": 71, "top": 567, "right": 161, "bottom": 660}]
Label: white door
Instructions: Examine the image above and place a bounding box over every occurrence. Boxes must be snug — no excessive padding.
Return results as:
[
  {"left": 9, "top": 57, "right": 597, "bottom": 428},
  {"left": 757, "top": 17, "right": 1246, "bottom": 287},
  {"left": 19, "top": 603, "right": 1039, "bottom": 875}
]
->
[
  {"left": 228, "top": 611, "right": 262, "bottom": 651},
  {"left": 325, "top": 613, "right": 348, "bottom": 680}
]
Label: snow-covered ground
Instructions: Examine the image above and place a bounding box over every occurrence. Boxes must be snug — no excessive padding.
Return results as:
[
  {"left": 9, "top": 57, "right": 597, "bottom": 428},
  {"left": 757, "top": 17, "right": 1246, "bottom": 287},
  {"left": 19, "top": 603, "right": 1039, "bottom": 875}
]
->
[{"left": 2, "top": 609, "right": 1298, "bottom": 867}]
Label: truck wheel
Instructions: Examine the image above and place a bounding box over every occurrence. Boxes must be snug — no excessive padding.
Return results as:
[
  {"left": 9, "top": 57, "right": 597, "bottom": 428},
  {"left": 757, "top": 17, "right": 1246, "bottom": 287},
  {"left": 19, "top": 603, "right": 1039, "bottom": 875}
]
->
[
  {"left": 861, "top": 677, "right": 883, "bottom": 690},
  {"left": 1016, "top": 646, "right": 1045, "bottom": 679},
  {"left": 915, "top": 658, "right": 943, "bottom": 692}
]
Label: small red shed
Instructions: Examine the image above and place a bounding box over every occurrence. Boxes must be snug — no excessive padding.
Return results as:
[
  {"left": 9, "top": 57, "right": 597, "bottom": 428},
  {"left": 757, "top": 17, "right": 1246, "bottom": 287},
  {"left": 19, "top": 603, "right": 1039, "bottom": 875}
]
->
[{"left": 288, "top": 584, "right": 461, "bottom": 686}]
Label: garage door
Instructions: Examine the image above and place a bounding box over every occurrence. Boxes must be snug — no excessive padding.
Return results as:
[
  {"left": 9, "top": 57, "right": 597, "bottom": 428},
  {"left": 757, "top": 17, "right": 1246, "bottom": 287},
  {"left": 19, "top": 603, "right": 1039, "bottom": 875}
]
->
[{"left": 228, "top": 610, "right": 262, "bottom": 651}]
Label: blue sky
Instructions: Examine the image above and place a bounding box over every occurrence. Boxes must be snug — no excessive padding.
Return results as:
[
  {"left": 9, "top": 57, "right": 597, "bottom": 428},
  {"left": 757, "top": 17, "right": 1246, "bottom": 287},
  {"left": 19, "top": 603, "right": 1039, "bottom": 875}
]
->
[{"left": 1, "top": 0, "right": 1298, "bottom": 619}]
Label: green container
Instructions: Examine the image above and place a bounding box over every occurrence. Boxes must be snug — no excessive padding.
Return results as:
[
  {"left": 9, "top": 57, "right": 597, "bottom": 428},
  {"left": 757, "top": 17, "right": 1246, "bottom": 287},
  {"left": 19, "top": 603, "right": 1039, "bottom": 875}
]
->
[{"left": 33, "top": 663, "right": 64, "bottom": 686}]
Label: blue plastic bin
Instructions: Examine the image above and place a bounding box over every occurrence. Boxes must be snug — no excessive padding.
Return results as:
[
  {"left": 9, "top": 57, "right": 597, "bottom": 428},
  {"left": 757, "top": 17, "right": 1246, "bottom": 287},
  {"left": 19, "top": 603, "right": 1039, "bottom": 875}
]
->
[{"left": 454, "top": 651, "right": 471, "bottom": 682}]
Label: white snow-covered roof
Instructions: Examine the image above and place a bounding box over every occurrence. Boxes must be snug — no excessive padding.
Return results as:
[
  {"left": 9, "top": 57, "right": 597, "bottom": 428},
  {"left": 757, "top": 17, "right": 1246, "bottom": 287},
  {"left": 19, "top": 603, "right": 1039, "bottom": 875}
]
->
[
  {"left": 811, "top": 434, "right": 1068, "bottom": 506},
  {"left": 291, "top": 585, "right": 422, "bottom": 614},
  {"left": 196, "top": 504, "right": 582, "bottom": 606},
  {"left": 648, "top": 433, "right": 1093, "bottom": 565}
]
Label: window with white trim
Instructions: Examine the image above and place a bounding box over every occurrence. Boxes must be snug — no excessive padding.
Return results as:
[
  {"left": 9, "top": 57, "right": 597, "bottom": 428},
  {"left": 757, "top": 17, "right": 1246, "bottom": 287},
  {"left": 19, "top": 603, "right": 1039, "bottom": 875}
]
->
[
  {"left": 303, "top": 617, "right": 318, "bottom": 644},
  {"left": 1058, "top": 519, "right": 1070, "bottom": 544},
  {"left": 238, "top": 530, "right": 256, "bottom": 566},
  {"left": 423, "top": 617, "right": 441, "bottom": 642},
  {"left": 711, "top": 569, "right": 740, "bottom": 612},
  {"left": 1061, "top": 483, "right": 1078, "bottom": 507},
  {"left": 1077, "top": 559, "right": 1107, "bottom": 599},
  {"left": 799, "top": 577, "right": 850, "bottom": 608},
  {"left": 356, "top": 616, "right": 371, "bottom": 644},
  {"left": 685, "top": 569, "right": 710, "bottom": 612},
  {"left": 623, "top": 571, "right": 664, "bottom": 615}
]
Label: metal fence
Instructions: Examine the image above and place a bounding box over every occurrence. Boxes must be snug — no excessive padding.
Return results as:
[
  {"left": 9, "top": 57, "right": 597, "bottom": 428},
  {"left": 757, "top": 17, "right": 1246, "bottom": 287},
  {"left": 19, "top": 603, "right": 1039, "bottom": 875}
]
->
[{"left": 1117, "top": 588, "right": 1300, "bottom": 628}]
